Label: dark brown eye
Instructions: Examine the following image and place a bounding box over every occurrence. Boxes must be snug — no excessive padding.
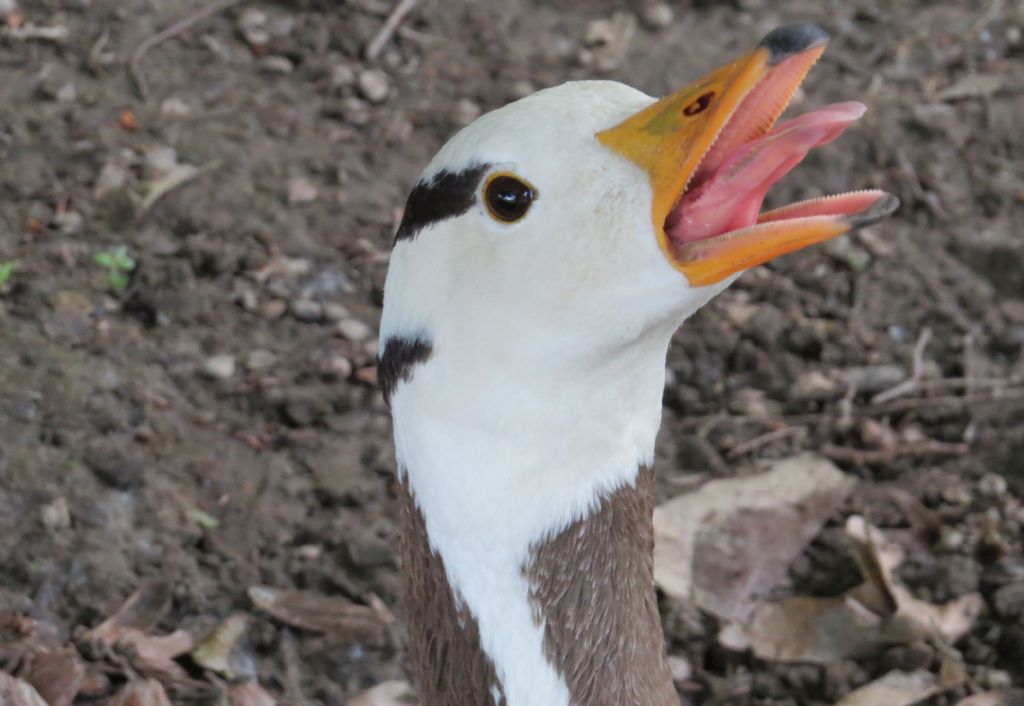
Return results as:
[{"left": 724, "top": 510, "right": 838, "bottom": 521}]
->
[
  {"left": 484, "top": 174, "right": 535, "bottom": 223},
  {"left": 683, "top": 91, "right": 714, "bottom": 116}
]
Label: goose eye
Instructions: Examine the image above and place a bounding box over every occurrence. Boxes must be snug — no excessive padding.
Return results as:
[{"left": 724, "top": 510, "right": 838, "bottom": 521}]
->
[{"left": 484, "top": 174, "right": 535, "bottom": 223}]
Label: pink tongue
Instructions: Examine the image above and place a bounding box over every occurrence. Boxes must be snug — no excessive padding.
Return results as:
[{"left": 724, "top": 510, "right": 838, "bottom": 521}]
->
[{"left": 667, "top": 101, "right": 866, "bottom": 244}]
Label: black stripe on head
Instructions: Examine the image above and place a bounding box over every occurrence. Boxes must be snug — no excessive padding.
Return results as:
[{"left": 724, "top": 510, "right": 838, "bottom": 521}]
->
[
  {"left": 379, "top": 335, "right": 433, "bottom": 405},
  {"left": 394, "top": 163, "right": 491, "bottom": 243}
]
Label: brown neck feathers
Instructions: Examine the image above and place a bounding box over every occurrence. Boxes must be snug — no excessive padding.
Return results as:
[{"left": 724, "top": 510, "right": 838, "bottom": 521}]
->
[
  {"left": 397, "top": 477, "right": 505, "bottom": 706},
  {"left": 524, "top": 468, "right": 678, "bottom": 706}
]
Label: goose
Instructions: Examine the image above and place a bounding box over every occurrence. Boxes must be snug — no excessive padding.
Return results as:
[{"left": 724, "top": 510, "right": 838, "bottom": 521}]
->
[{"left": 377, "top": 23, "right": 897, "bottom": 706}]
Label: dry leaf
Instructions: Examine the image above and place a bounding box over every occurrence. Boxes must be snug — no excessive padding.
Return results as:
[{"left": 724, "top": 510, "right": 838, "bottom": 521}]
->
[
  {"left": 191, "top": 614, "right": 255, "bottom": 681},
  {"left": 936, "top": 74, "right": 1003, "bottom": 101},
  {"left": 720, "top": 517, "right": 983, "bottom": 662},
  {"left": 122, "top": 628, "right": 195, "bottom": 684},
  {"left": 834, "top": 669, "right": 937, "bottom": 706},
  {"left": 349, "top": 680, "right": 417, "bottom": 706},
  {"left": 141, "top": 160, "right": 220, "bottom": 212},
  {"left": 654, "top": 454, "right": 854, "bottom": 620},
  {"left": 24, "top": 648, "right": 85, "bottom": 706},
  {"left": 0, "top": 673, "right": 49, "bottom": 706},
  {"left": 107, "top": 679, "right": 173, "bottom": 706},
  {"left": 227, "top": 681, "right": 277, "bottom": 706},
  {"left": 248, "top": 586, "right": 388, "bottom": 646},
  {"left": 83, "top": 582, "right": 172, "bottom": 646}
]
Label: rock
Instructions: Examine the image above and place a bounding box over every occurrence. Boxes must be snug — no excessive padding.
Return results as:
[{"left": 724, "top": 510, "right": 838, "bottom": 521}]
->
[
  {"left": 160, "top": 97, "right": 192, "bottom": 118},
  {"left": 336, "top": 318, "right": 371, "bottom": 342},
  {"left": 452, "top": 98, "right": 482, "bottom": 126},
  {"left": 144, "top": 146, "right": 178, "bottom": 177},
  {"left": 260, "top": 299, "right": 287, "bottom": 319},
  {"left": 728, "top": 388, "right": 782, "bottom": 417},
  {"left": 510, "top": 80, "right": 536, "bottom": 99},
  {"left": 322, "top": 302, "right": 350, "bottom": 322},
  {"left": 640, "top": 3, "right": 673, "bottom": 29},
  {"left": 329, "top": 63, "right": 356, "bottom": 88},
  {"left": 260, "top": 55, "right": 294, "bottom": 74},
  {"left": 238, "top": 7, "right": 269, "bottom": 48},
  {"left": 979, "top": 472, "right": 1008, "bottom": 498},
  {"left": 357, "top": 69, "right": 390, "bottom": 104},
  {"left": 320, "top": 354, "right": 353, "bottom": 381},
  {"left": 742, "top": 304, "right": 788, "bottom": 345},
  {"left": 993, "top": 582, "right": 1024, "bottom": 620},
  {"left": 244, "top": 349, "right": 277, "bottom": 371},
  {"left": 583, "top": 12, "right": 637, "bottom": 72},
  {"left": 287, "top": 175, "right": 318, "bottom": 204},
  {"left": 838, "top": 365, "right": 907, "bottom": 394},
  {"left": 53, "top": 210, "right": 83, "bottom": 235},
  {"left": 790, "top": 370, "right": 840, "bottom": 401},
  {"left": 40, "top": 497, "right": 70, "bottom": 529},
  {"left": 341, "top": 96, "right": 371, "bottom": 126},
  {"left": 290, "top": 299, "right": 322, "bottom": 322},
  {"left": 94, "top": 162, "right": 130, "bottom": 201},
  {"left": 667, "top": 655, "right": 691, "bottom": 683},
  {"left": 201, "top": 354, "right": 236, "bottom": 380},
  {"left": 84, "top": 445, "right": 143, "bottom": 490}
]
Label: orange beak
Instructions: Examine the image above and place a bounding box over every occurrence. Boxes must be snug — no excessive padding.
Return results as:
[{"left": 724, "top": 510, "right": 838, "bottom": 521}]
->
[{"left": 597, "top": 23, "right": 898, "bottom": 287}]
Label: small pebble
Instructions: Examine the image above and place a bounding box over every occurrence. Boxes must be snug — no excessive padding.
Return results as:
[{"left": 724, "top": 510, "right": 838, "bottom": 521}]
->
[
  {"left": 510, "top": 80, "right": 536, "bottom": 99},
  {"left": 260, "top": 55, "right": 294, "bottom": 74},
  {"left": 287, "top": 175, "right": 319, "bottom": 205},
  {"left": 160, "top": 97, "right": 192, "bottom": 118},
  {"left": 337, "top": 318, "right": 372, "bottom": 342},
  {"left": 342, "top": 96, "right": 371, "bottom": 126},
  {"left": 330, "top": 63, "right": 356, "bottom": 88},
  {"left": 261, "top": 299, "right": 288, "bottom": 319},
  {"left": 322, "top": 302, "right": 350, "bottom": 322},
  {"left": 452, "top": 98, "right": 482, "bottom": 126},
  {"left": 938, "top": 526, "right": 965, "bottom": 552},
  {"left": 41, "top": 497, "right": 71, "bottom": 529},
  {"left": 94, "top": 163, "right": 130, "bottom": 201},
  {"left": 238, "top": 7, "right": 269, "bottom": 48},
  {"left": 641, "top": 3, "right": 673, "bottom": 29},
  {"left": 235, "top": 288, "right": 258, "bottom": 312},
  {"left": 291, "top": 299, "right": 323, "bottom": 322},
  {"left": 667, "top": 655, "right": 691, "bottom": 683},
  {"left": 978, "top": 472, "right": 1008, "bottom": 498},
  {"left": 941, "top": 484, "right": 972, "bottom": 506},
  {"left": 358, "top": 69, "right": 390, "bottom": 103},
  {"left": 321, "top": 354, "right": 353, "bottom": 380},
  {"left": 201, "top": 354, "right": 236, "bottom": 380},
  {"left": 245, "top": 349, "right": 277, "bottom": 371},
  {"left": 56, "top": 82, "right": 76, "bottom": 103}
]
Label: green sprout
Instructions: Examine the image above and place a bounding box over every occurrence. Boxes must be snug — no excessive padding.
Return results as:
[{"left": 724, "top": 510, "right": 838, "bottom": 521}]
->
[
  {"left": 0, "top": 260, "right": 17, "bottom": 288},
  {"left": 95, "top": 246, "right": 135, "bottom": 292}
]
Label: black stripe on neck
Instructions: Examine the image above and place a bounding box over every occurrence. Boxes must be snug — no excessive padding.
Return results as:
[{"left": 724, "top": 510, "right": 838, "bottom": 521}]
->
[
  {"left": 394, "top": 163, "right": 490, "bottom": 243},
  {"left": 379, "top": 335, "right": 433, "bottom": 405}
]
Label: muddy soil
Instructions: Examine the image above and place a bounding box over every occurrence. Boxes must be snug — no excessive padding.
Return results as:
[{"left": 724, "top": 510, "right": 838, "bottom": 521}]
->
[{"left": 1, "top": 0, "right": 1023, "bottom": 704}]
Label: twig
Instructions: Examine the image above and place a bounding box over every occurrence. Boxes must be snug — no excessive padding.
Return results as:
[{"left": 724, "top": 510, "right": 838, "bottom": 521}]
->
[
  {"left": 872, "top": 327, "right": 932, "bottom": 404},
  {"left": 129, "top": 0, "right": 245, "bottom": 99},
  {"left": 364, "top": 0, "right": 419, "bottom": 61},
  {"left": 726, "top": 426, "right": 806, "bottom": 460},
  {"left": 2, "top": 24, "right": 69, "bottom": 42},
  {"left": 822, "top": 440, "right": 969, "bottom": 465}
]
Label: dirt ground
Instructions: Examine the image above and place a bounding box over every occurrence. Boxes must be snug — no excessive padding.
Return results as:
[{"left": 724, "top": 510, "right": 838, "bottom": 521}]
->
[{"left": 1, "top": 0, "right": 1023, "bottom": 704}]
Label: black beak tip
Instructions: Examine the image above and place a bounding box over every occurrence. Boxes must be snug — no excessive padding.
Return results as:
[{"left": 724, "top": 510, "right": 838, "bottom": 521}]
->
[{"left": 759, "top": 23, "right": 830, "bottom": 64}]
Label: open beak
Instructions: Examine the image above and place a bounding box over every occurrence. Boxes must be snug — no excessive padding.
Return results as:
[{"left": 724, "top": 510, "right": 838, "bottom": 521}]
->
[{"left": 597, "top": 23, "right": 898, "bottom": 287}]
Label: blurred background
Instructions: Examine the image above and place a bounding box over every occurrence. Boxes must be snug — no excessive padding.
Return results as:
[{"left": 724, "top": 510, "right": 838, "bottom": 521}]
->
[{"left": 0, "top": 0, "right": 1022, "bottom": 704}]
